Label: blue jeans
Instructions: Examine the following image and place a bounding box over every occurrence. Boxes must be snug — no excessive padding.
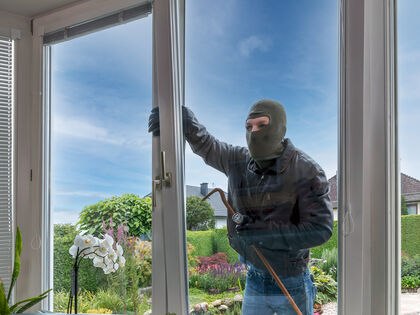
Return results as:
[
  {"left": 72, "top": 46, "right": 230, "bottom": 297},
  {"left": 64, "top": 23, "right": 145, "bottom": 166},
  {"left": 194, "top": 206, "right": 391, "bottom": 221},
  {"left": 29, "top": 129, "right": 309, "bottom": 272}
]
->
[{"left": 242, "top": 265, "right": 317, "bottom": 315}]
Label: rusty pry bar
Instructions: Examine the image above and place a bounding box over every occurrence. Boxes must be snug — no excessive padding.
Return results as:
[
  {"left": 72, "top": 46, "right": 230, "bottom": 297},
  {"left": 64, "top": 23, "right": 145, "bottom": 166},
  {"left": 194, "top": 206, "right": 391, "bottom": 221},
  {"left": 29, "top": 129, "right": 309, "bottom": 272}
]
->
[{"left": 203, "top": 188, "right": 303, "bottom": 315}]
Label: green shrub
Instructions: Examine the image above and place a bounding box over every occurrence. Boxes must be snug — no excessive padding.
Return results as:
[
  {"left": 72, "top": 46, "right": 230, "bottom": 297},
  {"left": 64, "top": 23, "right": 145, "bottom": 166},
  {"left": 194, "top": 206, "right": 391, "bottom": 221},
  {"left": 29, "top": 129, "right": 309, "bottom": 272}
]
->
[
  {"left": 310, "top": 265, "right": 337, "bottom": 304},
  {"left": 53, "top": 224, "right": 106, "bottom": 293},
  {"left": 213, "top": 228, "right": 239, "bottom": 264},
  {"left": 401, "top": 254, "right": 420, "bottom": 278},
  {"left": 78, "top": 194, "right": 152, "bottom": 238},
  {"left": 319, "top": 248, "right": 338, "bottom": 281},
  {"left": 401, "top": 215, "right": 420, "bottom": 258},
  {"left": 401, "top": 276, "right": 420, "bottom": 289},
  {"left": 186, "top": 196, "right": 216, "bottom": 231},
  {"left": 310, "top": 221, "right": 338, "bottom": 259},
  {"left": 187, "top": 230, "right": 215, "bottom": 258}
]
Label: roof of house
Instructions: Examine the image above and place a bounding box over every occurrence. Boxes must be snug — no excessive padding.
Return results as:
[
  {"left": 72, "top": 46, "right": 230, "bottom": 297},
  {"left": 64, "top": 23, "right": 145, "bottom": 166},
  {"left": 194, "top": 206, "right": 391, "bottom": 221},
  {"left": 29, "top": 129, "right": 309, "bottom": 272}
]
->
[
  {"left": 186, "top": 185, "right": 228, "bottom": 217},
  {"left": 328, "top": 173, "right": 420, "bottom": 205},
  {"left": 145, "top": 185, "right": 228, "bottom": 217}
]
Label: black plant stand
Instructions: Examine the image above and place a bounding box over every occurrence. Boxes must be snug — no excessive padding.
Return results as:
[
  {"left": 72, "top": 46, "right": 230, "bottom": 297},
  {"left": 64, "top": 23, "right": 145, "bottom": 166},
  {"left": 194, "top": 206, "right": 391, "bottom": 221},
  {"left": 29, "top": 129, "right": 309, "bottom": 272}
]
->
[{"left": 67, "top": 262, "right": 79, "bottom": 313}]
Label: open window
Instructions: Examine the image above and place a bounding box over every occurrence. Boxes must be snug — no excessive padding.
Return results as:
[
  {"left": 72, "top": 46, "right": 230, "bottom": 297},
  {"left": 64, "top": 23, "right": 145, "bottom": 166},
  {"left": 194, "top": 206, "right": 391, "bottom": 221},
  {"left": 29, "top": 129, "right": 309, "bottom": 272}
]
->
[{"left": 22, "top": 0, "right": 400, "bottom": 313}]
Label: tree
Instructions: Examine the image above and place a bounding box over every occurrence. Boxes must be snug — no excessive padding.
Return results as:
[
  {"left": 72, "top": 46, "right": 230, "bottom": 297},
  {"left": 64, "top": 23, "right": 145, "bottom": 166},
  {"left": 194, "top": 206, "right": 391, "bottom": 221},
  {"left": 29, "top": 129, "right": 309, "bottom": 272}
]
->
[
  {"left": 401, "top": 195, "right": 408, "bottom": 215},
  {"left": 186, "top": 196, "right": 216, "bottom": 231},
  {"left": 78, "top": 194, "right": 152, "bottom": 238}
]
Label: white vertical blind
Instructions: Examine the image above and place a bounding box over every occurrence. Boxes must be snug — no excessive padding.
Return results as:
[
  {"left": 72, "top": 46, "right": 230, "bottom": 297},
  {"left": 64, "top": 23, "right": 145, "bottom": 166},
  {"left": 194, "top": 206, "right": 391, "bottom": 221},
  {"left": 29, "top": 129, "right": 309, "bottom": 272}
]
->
[{"left": 0, "top": 35, "right": 13, "bottom": 294}]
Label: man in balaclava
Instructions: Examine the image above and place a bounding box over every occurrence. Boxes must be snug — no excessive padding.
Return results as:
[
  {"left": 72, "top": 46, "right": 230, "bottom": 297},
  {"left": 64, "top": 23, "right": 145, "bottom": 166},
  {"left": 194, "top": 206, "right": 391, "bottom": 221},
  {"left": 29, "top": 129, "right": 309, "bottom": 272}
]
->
[{"left": 148, "top": 99, "right": 333, "bottom": 315}]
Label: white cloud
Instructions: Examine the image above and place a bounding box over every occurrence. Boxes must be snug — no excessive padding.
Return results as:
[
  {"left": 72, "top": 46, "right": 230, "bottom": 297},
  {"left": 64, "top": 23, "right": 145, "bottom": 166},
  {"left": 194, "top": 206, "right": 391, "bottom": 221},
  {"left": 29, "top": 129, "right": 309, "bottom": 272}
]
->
[
  {"left": 53, "top": 114, "right": 152, "bottom": 149},
  {"left": 54, "top": 115, "right": 117, "bottom": 144},
  {"left": 238, "top": 35, "right": 270, "bottom": 57}
]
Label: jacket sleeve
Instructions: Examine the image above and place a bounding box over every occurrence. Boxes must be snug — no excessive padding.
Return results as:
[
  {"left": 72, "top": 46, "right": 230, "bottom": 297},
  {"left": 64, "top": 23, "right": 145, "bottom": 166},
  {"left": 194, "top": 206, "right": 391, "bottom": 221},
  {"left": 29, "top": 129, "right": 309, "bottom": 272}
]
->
[
  {"left": 238, "top": 170, "right": 334, "bottom": 250},
  {"left": 184, "top": 107, "right": 248, "bottom": 176}
]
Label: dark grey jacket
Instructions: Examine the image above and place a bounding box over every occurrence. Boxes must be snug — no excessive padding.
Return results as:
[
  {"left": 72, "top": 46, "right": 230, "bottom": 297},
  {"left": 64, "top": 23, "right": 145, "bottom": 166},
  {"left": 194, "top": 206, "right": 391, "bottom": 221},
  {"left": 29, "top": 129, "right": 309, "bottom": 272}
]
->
[{"left": 185, "top": 109, "right": 334, "bottom": 276}]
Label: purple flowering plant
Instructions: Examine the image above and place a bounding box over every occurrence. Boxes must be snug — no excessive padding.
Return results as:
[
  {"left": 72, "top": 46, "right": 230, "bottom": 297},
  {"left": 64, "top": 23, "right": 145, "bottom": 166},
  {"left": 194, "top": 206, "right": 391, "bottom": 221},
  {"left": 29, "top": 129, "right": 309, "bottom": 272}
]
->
[{"left": 189, "top": 263, "right": 247, "bottom": 294}]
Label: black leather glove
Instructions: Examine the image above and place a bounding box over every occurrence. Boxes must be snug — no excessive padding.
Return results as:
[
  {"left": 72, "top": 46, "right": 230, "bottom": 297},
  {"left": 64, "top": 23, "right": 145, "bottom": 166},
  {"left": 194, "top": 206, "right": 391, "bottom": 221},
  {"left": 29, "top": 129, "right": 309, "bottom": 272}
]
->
[
  {"left": 148, "top": 107, "right": 160, "bottom": 136},
  {"left": 148, "top": 106, "right": 195, "bottom": 136}
]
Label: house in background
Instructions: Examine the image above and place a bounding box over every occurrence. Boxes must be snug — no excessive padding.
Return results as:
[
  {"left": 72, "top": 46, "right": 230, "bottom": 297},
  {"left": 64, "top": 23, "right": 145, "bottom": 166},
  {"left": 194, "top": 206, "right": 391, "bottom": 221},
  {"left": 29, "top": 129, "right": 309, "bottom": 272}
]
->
[
  {"left": 147, "top": 183, "right": 228, "bottom": 228},
  {"left": 328, "top": 173, "right": 420, "bottom": 219},
  {"left": 186, "top": 183, "right": 228, "bottom": 228}
]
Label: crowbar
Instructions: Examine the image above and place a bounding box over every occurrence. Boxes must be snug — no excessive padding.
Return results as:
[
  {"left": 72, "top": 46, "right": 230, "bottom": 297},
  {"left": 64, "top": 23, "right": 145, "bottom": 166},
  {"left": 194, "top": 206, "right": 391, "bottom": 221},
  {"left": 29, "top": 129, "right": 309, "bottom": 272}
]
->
[{"left": 203, "top": 188, "right": 303, "bottom": 315}]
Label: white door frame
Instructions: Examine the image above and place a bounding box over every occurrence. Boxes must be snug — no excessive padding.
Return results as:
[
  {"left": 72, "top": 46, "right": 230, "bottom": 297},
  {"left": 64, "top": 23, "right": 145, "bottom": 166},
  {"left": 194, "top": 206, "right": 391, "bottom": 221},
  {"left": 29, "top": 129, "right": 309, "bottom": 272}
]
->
[{"left": 338, "top": 0, "right": 398, "bottom": 314}]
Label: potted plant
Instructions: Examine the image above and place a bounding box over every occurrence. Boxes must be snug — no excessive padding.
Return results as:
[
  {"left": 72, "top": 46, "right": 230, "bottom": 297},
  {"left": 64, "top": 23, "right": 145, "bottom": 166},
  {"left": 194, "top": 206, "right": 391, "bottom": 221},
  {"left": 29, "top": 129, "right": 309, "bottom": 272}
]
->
[{"left": 0, "top": 227, "right": 51, "bottom": 314}]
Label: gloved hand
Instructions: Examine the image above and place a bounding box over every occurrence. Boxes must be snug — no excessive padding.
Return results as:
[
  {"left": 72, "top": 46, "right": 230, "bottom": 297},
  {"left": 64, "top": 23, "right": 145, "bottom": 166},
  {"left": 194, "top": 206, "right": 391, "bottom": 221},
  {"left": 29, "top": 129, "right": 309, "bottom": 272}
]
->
[
  {"left": 148, "top": 106, "right": 196, "bottom": 136},
  {"left": 148, "top": 107, "right": 160, "bottom": 136}
]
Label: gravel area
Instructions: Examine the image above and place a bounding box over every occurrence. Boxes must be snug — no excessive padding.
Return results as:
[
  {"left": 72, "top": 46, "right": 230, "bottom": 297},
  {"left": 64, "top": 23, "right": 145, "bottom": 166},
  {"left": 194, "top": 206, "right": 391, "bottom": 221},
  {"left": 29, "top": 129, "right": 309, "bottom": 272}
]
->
[
  {"left": 318, "top": 293, "right": 420, "bottom": 315},
  {"left": 320, "top": 302, "right": 337, "bottom": 315}
]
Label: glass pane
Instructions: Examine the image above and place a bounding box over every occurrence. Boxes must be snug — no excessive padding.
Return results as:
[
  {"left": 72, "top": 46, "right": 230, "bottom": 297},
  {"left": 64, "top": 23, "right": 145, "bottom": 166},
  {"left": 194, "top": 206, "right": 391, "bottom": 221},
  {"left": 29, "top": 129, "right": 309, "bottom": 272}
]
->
[
  {"left": 398, "top": 1, "right": 420, "bottom": 314},
  {"left": 50, "top": 16, "right": 153, "bottom": 314},
  {"left": 185, "top": 1, "right": 338, "bottom": 314}
]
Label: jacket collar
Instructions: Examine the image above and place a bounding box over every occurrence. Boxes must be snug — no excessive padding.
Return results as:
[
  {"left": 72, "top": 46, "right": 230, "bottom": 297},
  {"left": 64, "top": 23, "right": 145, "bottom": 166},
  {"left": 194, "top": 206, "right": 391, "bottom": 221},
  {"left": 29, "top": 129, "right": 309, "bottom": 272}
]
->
[{"left": 248, "top": 138, "right": 296, "bottom": 175}]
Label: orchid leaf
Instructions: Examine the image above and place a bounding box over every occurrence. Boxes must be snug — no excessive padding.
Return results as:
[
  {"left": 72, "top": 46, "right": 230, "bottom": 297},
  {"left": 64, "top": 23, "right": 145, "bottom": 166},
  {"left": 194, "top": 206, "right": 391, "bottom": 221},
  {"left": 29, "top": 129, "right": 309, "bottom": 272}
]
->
[
  {"left": 9, "top": 289, "right": 51, "bottom": 313},
  {"left": 7, "top": 227, "right": 22, "bottom": 303},
  {"left": 0, "top": 279, "right": 11, "bottom": 315},
  {"left": 13, "top": 293, "right": 49, "bottom": 313}
]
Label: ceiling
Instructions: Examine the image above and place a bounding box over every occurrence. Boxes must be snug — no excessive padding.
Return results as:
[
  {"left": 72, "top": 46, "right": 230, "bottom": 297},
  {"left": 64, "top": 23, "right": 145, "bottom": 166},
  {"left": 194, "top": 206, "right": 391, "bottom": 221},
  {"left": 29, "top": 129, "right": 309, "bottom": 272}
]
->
[{"left": 0, "top": 0, "right": 82, "bottom": 17}]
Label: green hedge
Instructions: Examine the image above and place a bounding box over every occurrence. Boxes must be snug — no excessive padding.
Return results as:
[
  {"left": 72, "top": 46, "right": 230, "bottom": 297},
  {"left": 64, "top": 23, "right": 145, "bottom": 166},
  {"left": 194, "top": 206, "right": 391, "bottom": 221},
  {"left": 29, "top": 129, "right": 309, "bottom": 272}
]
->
[
  {"left": 401, "top": 215, "right": 420, "bottom": 257},
  {"left": 311, "top": 216, "right": 420, "bottom": 259},
  {"left": 310, "top": 221, "right": 338, "bottom": 259},
  {"left": 186, "top": 230, "right": 215, "bottom": 258},
  {"left": 212, "top": 228, "right": 239, "bottom": 263},
  {"left": 186, "top": 228, "right": 239, "bottom": 264}
]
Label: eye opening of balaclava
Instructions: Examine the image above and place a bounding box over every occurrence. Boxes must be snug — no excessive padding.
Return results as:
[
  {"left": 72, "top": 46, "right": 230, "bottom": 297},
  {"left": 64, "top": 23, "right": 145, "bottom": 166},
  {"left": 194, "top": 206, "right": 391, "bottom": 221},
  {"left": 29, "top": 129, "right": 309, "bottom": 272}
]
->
[{"left": 246, "top": 99, "right": 287, "bottom": 164}]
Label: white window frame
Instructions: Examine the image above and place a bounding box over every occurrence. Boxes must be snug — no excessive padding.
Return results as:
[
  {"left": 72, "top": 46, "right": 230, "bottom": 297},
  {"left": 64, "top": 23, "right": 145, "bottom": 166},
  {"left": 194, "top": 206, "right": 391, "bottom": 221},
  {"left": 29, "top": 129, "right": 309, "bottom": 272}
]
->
[
  {"left": 31, "top": 0, "right": 188, "bottom": 312},
  {"left": 28, "top": 0, "right": 400, "bottom": 313},
  {"left": 338, "top": 0, "right": 398, "bottom": 314}
]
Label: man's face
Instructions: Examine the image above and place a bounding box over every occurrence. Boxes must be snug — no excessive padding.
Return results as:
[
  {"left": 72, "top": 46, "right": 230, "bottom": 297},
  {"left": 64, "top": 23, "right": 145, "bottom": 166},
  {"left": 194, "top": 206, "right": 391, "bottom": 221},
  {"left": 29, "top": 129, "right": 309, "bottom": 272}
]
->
[{"left": 245, "top": 116, "right": 270, "bottom": 132}]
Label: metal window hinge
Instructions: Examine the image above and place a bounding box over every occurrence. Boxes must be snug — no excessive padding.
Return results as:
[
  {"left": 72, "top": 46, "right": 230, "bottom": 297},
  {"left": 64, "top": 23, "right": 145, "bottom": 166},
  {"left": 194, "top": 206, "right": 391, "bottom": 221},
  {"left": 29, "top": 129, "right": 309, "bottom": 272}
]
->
[{"left": 152, "top": 151, "right": 172, "bottom": 207}]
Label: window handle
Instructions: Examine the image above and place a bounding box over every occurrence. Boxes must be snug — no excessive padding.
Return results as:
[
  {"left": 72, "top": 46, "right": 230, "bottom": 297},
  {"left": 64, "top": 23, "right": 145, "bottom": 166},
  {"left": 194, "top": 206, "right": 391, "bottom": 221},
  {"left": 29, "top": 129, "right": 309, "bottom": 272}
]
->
[{"left": 152, "top": 151, "right": 172, "bottom": 207}]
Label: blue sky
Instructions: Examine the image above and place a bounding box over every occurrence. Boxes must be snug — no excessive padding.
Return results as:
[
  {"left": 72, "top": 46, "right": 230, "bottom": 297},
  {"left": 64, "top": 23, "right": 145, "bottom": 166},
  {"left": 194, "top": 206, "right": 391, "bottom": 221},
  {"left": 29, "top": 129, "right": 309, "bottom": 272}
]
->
[
  {"left": 51, "top": 0, "right": 418, "bottom": 224},
  {"left": 398, "top": 0, "right": 420, "bottom": 181}
]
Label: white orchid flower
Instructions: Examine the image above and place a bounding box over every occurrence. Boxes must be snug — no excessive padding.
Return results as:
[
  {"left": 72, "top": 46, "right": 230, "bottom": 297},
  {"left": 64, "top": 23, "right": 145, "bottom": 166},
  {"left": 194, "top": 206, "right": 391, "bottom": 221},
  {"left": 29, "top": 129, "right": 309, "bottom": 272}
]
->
[
  {"left": 104, "top": 234, "right": 114, "bottom": 247},
  {"left": 96, "top": 240, "right": 110, "bottom": 256},
  {"left": 69, "top": 245, "right": 78, "bottom": 258},
  {"left": 84, "top": 235, "right": 97, "bottom": 247},
  {"left": 118, "top": 255, "right": 126, "bottom": 267},
  {"left": 116, "top": 244, "right": 123, "bottom": 256},
  {"left": 74, "top": 235, "right": 87, "bottom": 249},
  {"left": 93, "top": 256, "right": 106, "bottom": 268},
  {"left": 103, "top": 267, "right": 112, "bottom": 274},
  {"left": 108, "top": 249, "right": 117, "bottom": 262}
]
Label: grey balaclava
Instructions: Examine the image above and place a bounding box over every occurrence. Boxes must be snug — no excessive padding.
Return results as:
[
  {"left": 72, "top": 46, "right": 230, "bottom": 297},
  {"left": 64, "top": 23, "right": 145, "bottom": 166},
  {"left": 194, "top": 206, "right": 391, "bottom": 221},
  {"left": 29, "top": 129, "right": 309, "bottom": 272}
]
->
[{"left": 246, "top": 99, "right": 287, "bottom": 167}]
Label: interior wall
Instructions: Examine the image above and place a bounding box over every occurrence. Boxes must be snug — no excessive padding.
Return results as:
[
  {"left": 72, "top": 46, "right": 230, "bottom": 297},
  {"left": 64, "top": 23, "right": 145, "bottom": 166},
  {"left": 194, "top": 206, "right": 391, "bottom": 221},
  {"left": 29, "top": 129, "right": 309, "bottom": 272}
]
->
[{"left": 0, "top": 10, "right": 39, "bottom": 307}]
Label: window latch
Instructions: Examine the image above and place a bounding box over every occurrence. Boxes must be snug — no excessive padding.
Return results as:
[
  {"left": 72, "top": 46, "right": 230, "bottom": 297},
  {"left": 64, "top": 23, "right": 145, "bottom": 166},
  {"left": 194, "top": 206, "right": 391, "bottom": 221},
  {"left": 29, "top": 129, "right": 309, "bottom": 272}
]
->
[{"left": 152, "top": 151, "right": 172, "bottom": 207}]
